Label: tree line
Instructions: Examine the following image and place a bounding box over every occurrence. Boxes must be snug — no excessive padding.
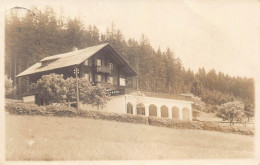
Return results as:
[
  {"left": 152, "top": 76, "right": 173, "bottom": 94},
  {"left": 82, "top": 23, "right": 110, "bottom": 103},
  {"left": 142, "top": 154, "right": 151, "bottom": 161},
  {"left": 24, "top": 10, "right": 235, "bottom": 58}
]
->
[{"left": 5, "top": 6, "right": 254, "bottom": 109}]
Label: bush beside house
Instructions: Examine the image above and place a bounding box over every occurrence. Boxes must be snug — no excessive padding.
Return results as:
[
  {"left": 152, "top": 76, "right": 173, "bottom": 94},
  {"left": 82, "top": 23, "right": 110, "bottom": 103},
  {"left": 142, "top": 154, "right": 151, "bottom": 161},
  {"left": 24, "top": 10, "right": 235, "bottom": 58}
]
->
[{"left": 26, "top": 73, "right": 109, "bottom": 108}]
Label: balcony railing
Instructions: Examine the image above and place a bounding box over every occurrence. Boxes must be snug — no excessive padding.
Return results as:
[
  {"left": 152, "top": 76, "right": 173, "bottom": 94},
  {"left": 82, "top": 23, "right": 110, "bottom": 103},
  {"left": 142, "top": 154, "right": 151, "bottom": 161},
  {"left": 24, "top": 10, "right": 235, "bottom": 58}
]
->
[
  {"left": 107, "top": 89, "right": 125, "bottom": 96},
  {"left": 96, "top": 66, "right": 111, "bottom": 74}
]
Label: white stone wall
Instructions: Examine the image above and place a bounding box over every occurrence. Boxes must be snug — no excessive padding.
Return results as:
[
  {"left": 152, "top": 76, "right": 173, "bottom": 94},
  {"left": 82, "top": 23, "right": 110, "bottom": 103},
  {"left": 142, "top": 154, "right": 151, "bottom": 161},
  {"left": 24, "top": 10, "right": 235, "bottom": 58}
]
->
[
  {"left": 80, "top": 94, "right": 193, "bottom": 121},
  {"left": 80, "top": 95, "right": 126, "bottom": 114}
]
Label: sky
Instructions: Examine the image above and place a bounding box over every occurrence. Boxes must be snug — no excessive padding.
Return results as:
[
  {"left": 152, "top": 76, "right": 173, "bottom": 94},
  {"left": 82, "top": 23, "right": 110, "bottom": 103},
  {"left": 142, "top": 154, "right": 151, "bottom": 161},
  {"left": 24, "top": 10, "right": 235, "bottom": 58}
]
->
[{"left": 3, "top": 0, "right": 260, "bottom": 78}]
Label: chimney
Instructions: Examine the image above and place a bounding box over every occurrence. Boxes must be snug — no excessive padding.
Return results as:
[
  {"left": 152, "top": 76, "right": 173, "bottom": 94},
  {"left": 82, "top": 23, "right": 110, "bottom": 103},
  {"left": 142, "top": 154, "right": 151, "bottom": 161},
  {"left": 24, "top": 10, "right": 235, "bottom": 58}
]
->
[{"left": 72, "top": 46, "right": 78, "bottom": 51}]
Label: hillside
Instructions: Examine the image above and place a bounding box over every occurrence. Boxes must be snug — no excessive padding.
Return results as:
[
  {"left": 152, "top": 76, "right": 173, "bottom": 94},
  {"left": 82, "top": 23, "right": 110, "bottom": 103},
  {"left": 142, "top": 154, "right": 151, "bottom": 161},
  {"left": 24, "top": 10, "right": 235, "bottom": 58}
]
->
[{"left": 6, "top": 114, "right": 254, "bottom": 160}]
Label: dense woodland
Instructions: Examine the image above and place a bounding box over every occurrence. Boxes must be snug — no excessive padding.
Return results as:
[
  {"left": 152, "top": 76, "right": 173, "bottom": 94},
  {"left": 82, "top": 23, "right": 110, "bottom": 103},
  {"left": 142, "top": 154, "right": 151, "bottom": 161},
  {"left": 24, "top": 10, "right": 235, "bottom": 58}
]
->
[{"left": 5, "top": 7, "right": 254, "bottom": 109}]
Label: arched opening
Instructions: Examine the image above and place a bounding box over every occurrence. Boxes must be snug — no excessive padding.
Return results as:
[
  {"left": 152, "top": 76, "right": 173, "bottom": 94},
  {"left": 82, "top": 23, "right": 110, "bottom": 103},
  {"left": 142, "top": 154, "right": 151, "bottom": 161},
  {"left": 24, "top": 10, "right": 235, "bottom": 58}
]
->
[
  {"left": 149, "top": 104, "right": 157, "bottom": 116},
  {"left": 172, "top": 106, "right": 179, "bottom": 119},
  {"left": 182, "top": 107, "right": 190, "bottom": 120},
  {"left": 127, "top": 102, "right": 133, "bottom": 114},
  {"left": 137, "top": 103, "right": 145, "bottom": 115},
  {"left": 160, "top": 105, "right": 168, "bottom": 118}
]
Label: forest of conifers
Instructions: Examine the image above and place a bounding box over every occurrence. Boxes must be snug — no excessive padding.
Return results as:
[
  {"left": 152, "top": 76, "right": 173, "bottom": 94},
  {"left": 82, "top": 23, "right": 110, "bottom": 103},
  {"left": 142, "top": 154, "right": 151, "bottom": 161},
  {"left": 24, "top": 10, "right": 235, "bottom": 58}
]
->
[{"left": 5, "top": 6, "right": 254, "bottom": 107}]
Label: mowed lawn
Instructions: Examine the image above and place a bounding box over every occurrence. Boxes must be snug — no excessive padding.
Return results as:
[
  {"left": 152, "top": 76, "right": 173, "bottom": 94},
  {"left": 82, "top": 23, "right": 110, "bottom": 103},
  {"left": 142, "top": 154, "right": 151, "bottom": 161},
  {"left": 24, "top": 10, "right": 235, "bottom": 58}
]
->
[{"left": 6, "top": 114, "right": 254, "bottom": 160}]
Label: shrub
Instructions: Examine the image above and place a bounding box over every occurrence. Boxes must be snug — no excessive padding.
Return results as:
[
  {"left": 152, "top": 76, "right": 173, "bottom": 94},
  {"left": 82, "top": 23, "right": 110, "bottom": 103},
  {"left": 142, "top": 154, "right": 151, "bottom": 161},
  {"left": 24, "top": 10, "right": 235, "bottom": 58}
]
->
[
  {"left": 28, "top": 74, "right": 66, "bottom": 105},
  {"left": 148, "top": 117, "right": 202, "bottom": 129},
  {"left": 217, "top": 101, "right": 245, "bottom": 125},
  {"left": 28, "top": 74, "right": 109, "bottom": 108},
  {"left": 78, "top": 110, "right": 148, "bottom": 124},
  {"left": 192, "top": 110, "right": 200, "bottom": 119},
  {"left": 46, "top": 105, "right": 77, "bottom": 117},
  {"left": 188, "top": 93, "right": 206, "bottom": 112},
  {"left": 5, "top": 101, "right": 77, "bottom": 117},
  {"left": 200, "top": 122, "right": 254, "bottom": 135},
  {"left": 205, "top": 104, "right": 219, "bottom": 113},
  {"left": 5, "top": 102, "right": 46, "bottom": 115},
  {"left": 64, "top": 77, "right": 110, "bottom": 109}
]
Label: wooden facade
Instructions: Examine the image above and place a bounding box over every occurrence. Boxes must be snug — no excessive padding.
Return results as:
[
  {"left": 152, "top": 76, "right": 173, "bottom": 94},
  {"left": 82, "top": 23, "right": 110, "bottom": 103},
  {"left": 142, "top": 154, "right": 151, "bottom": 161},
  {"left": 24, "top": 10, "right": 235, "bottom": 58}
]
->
[
  {"left": 79, "top": 47, "right": 128, "bottom": 90},
  {"left": 17, "top": 43, "right": 136, "bottom": 95}
]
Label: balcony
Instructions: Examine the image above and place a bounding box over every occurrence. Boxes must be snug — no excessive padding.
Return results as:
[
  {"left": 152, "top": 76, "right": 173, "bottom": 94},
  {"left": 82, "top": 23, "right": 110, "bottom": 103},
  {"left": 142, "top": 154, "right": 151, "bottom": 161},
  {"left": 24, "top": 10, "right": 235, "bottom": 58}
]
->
[{"left": 96, "top": 66, "right": 111, "bottom": 74}]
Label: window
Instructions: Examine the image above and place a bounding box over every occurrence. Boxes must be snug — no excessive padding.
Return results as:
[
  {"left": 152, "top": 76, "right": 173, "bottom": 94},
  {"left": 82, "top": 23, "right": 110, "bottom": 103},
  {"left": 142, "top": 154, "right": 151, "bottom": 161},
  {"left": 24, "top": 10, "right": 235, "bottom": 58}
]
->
[
  {"left": 96, "top": 74, "right": 101, "bottom": 82},
  {"left": 120, "top": 78, "right": 126, "bottom": 86},
  {"left": 89, "top": 73, "right": 93, "bottom": 82},
  {"left": 41, "top": 59, "right": 56, "bottom": 67},
  {"left": 96, "top": 59, "right": 101, "bottom": 66},
  {"left": 109, "top": 76, "right": 114, "bottom": 85},
  {"left": 109, "top": 63, "right": 113, "bottom": 70},
  {"left": 84, "top": 73, "right": 89, "bottom": 81},
  {"left": 101, "top": 75, "right": 106, "bottom": 82}
]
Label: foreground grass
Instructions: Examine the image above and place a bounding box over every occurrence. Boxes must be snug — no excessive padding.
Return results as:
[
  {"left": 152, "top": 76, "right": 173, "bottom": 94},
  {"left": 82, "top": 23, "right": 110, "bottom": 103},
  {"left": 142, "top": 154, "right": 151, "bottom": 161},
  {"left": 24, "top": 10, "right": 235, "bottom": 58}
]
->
[{"left": 6, "top": 114, "right": 254, "bottom": 160}]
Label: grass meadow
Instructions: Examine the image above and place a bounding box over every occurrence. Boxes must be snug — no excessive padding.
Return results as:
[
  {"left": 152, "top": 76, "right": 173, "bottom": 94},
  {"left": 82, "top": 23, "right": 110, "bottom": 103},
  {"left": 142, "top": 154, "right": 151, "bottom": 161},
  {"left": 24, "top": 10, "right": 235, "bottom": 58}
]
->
[{"left": 6, "top": 114, "right": 254, "bottom": 160}]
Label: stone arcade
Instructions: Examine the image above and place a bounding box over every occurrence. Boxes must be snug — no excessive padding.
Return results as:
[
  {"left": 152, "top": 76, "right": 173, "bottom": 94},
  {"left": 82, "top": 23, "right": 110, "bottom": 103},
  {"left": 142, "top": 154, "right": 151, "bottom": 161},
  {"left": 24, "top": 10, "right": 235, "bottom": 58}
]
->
[{"left": 125, "top": 95, "right": 192, "bottom": 120}]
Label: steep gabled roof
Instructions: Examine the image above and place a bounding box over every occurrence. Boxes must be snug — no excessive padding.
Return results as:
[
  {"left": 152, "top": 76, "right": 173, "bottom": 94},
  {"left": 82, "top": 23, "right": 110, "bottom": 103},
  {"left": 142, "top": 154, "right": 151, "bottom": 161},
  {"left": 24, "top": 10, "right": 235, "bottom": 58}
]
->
[{"left": 16, "top": 43, "right": 137, "bottom": 77}]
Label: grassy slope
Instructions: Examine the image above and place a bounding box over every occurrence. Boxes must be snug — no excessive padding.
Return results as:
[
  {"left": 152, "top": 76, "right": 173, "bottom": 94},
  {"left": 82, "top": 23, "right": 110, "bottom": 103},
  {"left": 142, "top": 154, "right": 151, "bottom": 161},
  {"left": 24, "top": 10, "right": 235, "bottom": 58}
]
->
[{"left": 6, "top": 114, "right": 254, "bottom": 160}]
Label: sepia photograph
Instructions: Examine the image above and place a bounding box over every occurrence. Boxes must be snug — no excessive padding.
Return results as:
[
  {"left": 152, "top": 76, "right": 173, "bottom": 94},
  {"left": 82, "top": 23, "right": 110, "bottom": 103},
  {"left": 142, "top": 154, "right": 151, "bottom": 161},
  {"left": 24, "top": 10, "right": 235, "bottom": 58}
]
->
[{"left": 0, "top": 0, "right": 260, "bottom": 164}]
